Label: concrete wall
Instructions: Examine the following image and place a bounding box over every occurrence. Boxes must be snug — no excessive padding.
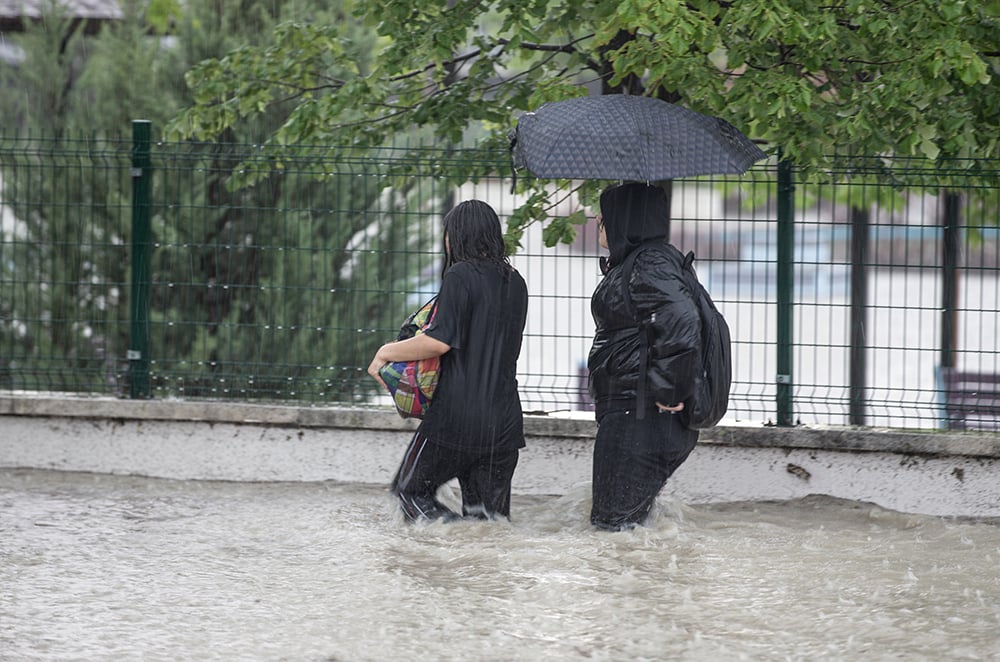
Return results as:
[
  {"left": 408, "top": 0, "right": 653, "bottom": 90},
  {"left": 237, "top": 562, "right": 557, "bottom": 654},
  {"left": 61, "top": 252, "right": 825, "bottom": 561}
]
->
[{"left": 2, "top": 393, "right": 999, "bottom": 518}]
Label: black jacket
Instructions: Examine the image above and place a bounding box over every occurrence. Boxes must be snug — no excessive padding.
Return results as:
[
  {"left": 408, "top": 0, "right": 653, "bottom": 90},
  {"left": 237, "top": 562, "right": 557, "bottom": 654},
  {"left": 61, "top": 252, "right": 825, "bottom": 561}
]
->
[{"left": 587, "top": 183, "right": 702, "bottom": 421}]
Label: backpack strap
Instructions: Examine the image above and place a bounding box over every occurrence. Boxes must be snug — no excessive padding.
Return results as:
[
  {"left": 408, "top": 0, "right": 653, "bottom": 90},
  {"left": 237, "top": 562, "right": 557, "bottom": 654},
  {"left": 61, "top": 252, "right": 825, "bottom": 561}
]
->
[{"left": 618, "top": 241, "right": 663, "bottom": 420}]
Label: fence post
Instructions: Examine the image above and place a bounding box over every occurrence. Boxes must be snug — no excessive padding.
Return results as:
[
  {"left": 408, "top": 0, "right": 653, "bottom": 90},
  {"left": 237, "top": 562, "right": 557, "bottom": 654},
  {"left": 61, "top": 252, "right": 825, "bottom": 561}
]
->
[
  {"left": 127, "top": 120, "right": 152, "bottom": 398},
  {"left": 849, "top": 203, "right": 870, "bottom": 425},
  {"left": 940, "top": 190, "right": 961, "bottom": 370},
  {"left": 775, "top": 154, "right": 795, "bottom": 426}
]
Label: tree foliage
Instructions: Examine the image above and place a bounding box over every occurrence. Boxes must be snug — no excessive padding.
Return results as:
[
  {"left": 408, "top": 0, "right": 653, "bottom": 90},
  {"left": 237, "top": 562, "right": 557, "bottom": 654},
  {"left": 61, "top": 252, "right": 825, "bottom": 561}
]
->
[
  {"left": 167, "top": 0, "right": 1000, "bottom": 245},
  {"left": 0, "top": 0, "right": 426, "bottom": 400},
  {"left": 0, "top": 10, "right": 153, "bottom": 391}
]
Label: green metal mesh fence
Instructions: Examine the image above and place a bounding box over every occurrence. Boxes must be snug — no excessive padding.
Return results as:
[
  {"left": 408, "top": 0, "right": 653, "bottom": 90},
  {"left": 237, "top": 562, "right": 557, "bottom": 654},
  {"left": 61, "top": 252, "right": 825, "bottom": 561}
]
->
[
  {"left": 0, "top": 133, "right": 133, "bottom": 393},
  {"left": 1, "top": 130, "right": 998, "bottom": 432}
]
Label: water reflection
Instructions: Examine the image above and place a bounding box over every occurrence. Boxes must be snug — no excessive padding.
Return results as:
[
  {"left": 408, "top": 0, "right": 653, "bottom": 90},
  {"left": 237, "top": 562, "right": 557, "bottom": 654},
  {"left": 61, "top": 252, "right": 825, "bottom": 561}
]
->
[{"left": 2, "top": 469, "right": 998, "bottom": 661}]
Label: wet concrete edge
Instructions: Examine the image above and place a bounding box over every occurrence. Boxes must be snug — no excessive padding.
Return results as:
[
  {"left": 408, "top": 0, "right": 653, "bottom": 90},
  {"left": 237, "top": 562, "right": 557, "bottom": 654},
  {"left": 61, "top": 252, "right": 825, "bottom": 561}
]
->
[
  {"left": 2, "top": 393, "right": 999, "bottom": 518},
  {"left": 2, "top": 392, "right": 997, "bottom": 459}
]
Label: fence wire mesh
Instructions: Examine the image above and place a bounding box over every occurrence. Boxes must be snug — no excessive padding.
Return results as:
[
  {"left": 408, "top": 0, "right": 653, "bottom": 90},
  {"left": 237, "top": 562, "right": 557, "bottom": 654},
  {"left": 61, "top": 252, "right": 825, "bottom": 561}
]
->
[{"left": 1, "top": 132, "right": 998, "bottom": 432}]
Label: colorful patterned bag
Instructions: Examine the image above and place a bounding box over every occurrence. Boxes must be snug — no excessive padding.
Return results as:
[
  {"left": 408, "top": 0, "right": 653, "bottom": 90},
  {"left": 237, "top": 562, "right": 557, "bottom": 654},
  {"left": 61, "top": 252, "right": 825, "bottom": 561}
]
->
[{"left": 379, "top": 297, "right": 440, "bottom": 419}]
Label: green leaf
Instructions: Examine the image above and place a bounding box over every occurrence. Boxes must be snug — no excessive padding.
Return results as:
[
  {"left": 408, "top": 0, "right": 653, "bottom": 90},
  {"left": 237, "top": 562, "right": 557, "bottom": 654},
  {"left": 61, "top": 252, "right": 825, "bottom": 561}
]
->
[{"left": 146, "top": 0, "right": 1000, "bottom": 247}]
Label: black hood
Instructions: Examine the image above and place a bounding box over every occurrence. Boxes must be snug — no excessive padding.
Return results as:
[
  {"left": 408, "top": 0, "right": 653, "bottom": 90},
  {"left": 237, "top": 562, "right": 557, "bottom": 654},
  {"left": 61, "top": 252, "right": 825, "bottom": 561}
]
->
[{"left": 600, "top": 182, "right": 671, "bottom": 266}]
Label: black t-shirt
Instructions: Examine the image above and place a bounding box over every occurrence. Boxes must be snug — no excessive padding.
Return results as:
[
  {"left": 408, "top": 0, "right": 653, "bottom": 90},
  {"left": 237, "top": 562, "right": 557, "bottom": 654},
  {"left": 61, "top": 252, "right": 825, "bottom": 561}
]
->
[{"left": 420, "top": 260, "right": 528, "bottom": 451}]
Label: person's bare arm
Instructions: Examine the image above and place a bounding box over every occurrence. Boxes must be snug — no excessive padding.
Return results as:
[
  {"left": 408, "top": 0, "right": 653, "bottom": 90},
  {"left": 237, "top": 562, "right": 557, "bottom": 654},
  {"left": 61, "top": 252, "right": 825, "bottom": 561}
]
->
[{"left": 367, "top": 334, "right": 451, "bottom": 388}]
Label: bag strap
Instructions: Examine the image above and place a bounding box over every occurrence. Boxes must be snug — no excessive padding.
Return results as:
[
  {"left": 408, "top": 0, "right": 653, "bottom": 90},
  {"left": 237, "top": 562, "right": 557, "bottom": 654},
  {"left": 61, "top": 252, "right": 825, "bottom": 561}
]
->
[
  {"left": 618, "top": 248, "right": 641, "bottom": 322},
  {"left": 618, "top": 241, "right": 663, "bottom": 420},
  {"left": 426, "top": 296, "right": 439, "bottom": 325}
]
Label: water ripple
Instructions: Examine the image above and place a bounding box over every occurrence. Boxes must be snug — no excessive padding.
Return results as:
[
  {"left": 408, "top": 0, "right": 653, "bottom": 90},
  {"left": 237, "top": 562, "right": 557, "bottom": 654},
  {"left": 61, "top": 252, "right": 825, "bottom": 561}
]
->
[{"left": 2, "top": 469, "right": 999, "bottom": 661}]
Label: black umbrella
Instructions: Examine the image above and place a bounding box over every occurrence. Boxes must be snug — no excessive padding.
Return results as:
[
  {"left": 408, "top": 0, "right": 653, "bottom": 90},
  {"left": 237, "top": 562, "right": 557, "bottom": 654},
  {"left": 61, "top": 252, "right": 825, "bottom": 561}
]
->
[{"left": 510, "top": 94, "right": 767, "bottom": 181}]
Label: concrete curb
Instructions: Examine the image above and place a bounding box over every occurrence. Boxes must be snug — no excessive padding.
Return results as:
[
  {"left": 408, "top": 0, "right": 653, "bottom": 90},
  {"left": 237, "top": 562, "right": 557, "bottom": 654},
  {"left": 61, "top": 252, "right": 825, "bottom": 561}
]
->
[
  {"left": 2, "top": 393, "right": 998, "bottom": 518},
  {"left": 3, "top": 392, "right": 997, "bottom": 456}
]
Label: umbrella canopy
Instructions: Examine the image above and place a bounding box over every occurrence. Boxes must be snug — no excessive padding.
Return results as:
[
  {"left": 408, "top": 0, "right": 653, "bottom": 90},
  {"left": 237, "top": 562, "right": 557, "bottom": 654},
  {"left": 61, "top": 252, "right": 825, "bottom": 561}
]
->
[{"left": 510, "top": 95, "right": 767, "bottom": 181}]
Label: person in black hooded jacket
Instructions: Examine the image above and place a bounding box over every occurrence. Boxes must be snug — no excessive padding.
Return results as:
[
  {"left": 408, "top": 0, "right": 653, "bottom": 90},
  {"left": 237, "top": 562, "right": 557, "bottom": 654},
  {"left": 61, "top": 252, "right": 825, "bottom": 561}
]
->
[{"left": 587, "top": 181, "right": 702, "bottom": 531}]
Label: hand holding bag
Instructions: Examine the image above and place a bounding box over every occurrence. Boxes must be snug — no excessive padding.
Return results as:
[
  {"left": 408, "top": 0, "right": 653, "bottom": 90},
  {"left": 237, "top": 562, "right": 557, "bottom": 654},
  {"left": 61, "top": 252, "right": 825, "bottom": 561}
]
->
[{"left": 379, "top": 297, "right": 440, "bottom": 419}]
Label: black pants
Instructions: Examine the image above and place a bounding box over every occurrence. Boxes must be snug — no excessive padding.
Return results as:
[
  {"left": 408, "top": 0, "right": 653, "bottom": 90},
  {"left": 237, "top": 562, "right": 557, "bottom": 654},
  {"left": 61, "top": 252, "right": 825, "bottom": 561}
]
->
[
  {"left": 391, "top": 432, "right": 520, "bottom": 522},
  {"left": 590, "top": 409, "right": 699, "bottom": 531}
]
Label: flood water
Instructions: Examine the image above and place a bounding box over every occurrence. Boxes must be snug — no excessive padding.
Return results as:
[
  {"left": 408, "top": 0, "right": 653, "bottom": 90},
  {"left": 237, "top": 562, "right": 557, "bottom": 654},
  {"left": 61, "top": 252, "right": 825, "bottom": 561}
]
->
[{"left": 2, "top": 468, "right": 999, "bottom": 661}]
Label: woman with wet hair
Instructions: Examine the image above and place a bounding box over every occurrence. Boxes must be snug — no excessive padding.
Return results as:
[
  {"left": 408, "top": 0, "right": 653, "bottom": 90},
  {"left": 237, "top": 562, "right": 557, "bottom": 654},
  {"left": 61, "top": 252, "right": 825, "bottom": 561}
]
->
[
  {"left": 587, "top": 182, "right": 702, "bottom": 531},
  {"left": 368, "top": 200, "right": 529, "bottom": 522}
]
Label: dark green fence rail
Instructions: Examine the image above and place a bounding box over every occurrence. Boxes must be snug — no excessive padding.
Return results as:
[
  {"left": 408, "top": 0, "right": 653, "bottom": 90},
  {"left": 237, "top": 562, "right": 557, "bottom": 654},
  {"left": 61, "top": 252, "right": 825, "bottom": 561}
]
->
[{"left": 1, "top": 126, "right": 998, "bottom": 432}]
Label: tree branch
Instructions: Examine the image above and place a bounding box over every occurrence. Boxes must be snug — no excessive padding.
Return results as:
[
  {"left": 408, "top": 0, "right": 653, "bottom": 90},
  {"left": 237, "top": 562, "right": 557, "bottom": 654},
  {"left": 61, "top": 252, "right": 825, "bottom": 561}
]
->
[{"left": 495, "top": 34, "right": 594, "bottom": 54}]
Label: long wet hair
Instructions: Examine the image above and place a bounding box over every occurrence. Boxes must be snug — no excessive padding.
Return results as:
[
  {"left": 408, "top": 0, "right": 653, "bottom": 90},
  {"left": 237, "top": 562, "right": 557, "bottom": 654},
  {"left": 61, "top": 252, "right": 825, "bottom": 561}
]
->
[{"left": 441, "top": 199, "right": 511, "bottom": 278}]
